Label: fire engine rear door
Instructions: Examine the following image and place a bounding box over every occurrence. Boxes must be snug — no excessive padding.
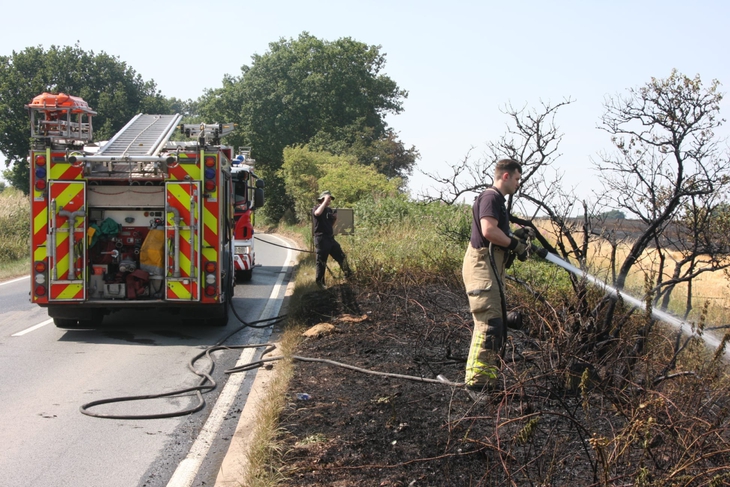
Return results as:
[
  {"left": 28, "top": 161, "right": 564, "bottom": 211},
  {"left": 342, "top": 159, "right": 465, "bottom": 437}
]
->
[
  {"left": 165, "top": 182, "right": 201, "bottom": 301},
  {"left": 48, "top": 181, "right": 87, "bottom": 301}
]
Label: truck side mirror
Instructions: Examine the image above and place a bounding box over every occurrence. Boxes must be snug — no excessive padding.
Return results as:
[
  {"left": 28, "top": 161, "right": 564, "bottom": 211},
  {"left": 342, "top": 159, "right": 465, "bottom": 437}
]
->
[
  {"left": 254, "top": 188, "right": 265, "bottom": 208},
  {"left": 255, "top": 179, "right": 265, "bottom": 189}
]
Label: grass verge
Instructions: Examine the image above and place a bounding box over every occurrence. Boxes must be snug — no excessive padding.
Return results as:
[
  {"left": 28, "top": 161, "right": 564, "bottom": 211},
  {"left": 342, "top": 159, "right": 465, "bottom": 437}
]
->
[
  {"left": 0, "top": 257, "right": 30, "bottom": 282},
  {"left": 238, "top": 229, "right": 320, "bottom": 486}
]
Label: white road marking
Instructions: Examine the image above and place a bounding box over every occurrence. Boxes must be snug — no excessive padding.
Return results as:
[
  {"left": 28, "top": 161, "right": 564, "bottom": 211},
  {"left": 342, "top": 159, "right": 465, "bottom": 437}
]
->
[
  {"left": 12, "top": 318, "right": 53, "bottom": 336},
  {"left": 166, "top": 235, "right": 294, "bottom": 487},
  {"left": 0, "top": 275, "right": 30, "bottom": 287}
]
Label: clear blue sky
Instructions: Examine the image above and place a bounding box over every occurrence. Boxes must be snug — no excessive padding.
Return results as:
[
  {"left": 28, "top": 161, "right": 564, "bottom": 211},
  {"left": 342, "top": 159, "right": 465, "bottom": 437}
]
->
[{"left": 3, "top": 0, "right": 729, "bottom": 201}]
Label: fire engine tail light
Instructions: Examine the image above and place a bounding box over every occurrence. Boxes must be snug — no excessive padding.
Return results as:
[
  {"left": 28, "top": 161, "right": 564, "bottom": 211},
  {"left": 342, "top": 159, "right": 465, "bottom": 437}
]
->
[
  {"left": 34, "top": 260, "right": 48, "bottom": 298},
  {"left": 204, "top": 163, "right": 216, "bottom": 192},
  {"left": 204, "top": 261, "right": 217, "bottom": 296},
  {"left": 35, "top": 155, "right": 46, "bottom": 166},
  {"left": 35, "top": 179, "right": 47, "bottom": 191},
  {"left": 34, "top": 261, "right": 47, "bottom": 273}
]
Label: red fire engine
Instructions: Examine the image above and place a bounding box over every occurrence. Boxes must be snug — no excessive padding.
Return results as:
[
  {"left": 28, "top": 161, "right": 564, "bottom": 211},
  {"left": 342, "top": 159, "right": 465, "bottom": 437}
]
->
[
  {"left": 27, "top": 93, "right": 264, "bottom": 328},
  {"left": 230, "top": 148, "right": 264, "bottom": 281}
]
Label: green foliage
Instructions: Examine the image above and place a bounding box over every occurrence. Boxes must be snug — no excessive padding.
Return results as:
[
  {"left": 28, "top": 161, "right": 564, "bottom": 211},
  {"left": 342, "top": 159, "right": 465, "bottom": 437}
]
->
[
  {"left": 309, "top": 122, "right": 418, "bottom": 180},
  {"left": 0, "top": 44, "right": 173, "bottom": 191},
  {"left": 318, "top": 157, "right": 401, "bottom": 208},
  {"left": 281, "top": 146, "right": 401, "bottom": 222},
  {"left": 280, "top": 146, "right": 330, "bottom": 221},
  {"left": 199, "top": 32, "right": 411, "bottom": 223},
  {"left": 344, "top": 195, "right": 472, "bottom": 286},
  {"left": 0, "top": 187, "right": 30, "bottom": 263},
  {"left": 354, "top": 194, "right": 469, "bottom": 243}
]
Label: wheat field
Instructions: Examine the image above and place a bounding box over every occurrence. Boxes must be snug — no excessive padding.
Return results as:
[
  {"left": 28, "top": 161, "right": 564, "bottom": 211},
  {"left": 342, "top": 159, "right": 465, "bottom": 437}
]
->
[{"left": 536, "top": 219, "right": 730, "bottom": 324}]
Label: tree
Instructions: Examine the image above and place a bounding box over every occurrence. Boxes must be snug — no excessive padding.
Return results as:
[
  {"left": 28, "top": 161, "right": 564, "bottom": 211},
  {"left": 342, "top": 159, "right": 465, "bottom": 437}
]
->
[
  {"left": 0, "top": 45, "right": 171, "bottom": 191},
  {"left": 199, "top": 32, "right": 412, "bottom": 222},
  {"left": 309, "top": 122, "right": 418, "bottom": 180},
  {"left": 595, "top": 70, "right": 730, "bottom": 292},
  {"left": 281, "top": 145, "right": 400, "bottom": 222},
  {"left": 653, "top": 191, "right": 730, "bottom": 317}
]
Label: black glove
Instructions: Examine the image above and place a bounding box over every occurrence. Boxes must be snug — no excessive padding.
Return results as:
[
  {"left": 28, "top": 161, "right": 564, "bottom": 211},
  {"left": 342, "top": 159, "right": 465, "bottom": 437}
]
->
[
  {"left": 508, "top": 237, "right": 529, "bottom": 260},
  {"left": 530, "top": 244, "right": 548, "bottom": 259},
  {"left": 513, "top": 227, "right": 536, "bottom": 241}
]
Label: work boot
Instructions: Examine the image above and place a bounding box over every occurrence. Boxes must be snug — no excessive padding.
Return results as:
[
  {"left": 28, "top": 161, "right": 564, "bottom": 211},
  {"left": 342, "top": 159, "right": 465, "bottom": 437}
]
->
[
  {"left": 465, "top": 374, "right": 499, "bottom": 401},
  {"left": 465, "top": 346, "right": 500, "bottom": 397},
  {"left": 466, "top": 379, "right": 497, "bottom": 393},
  {"left": 506, "top": 311, "right": 523, "bottom": 330},
  {"left": 315, "top": 279, "right": 326, "bottom": 290}
]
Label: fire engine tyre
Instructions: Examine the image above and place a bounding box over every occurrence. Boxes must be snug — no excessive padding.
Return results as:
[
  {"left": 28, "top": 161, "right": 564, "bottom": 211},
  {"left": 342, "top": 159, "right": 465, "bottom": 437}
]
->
[
  {"left": 53, "top": 317, "right": 103, "bottom": 329},
  {"left": 53, "top": 317, "right": 80, "bottom": 329},
  {"left": 236, "top": 269, "right": 253, "bottom": 282},
  {"left": 206, "top": 302, "right": 229, "bottom": 327},
  {"left": 52, "top": 310, "right": 104, "bottom": 329}
]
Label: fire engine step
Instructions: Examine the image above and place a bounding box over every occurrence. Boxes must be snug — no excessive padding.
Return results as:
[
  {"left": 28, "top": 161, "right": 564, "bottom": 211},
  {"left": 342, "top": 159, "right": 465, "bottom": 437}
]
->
[{"left": 97, "top": 114, "right": 182, "bottom": 157}]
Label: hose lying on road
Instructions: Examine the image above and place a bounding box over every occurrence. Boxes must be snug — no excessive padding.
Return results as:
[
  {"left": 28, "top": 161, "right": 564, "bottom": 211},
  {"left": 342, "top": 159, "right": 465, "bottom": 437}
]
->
[
  {"left": 80, "top": 308, "right": 465, "bottom": 420},
  {"left": 79, "top": 308, "right": 284, "bottom": 420}
]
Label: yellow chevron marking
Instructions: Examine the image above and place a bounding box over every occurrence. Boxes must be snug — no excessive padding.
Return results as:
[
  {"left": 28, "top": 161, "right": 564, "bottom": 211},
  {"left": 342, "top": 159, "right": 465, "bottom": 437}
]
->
[
  {"left": 49, "top": 163, "right": 68, "bottom": 180},
  {"left": 34, "top": 207, "right": 48, "bottom": 235},
  {"left": 183, "top": 163, "right": 201, "bottom": 181},
  {"left": 55, "top": 284, "right": 83, "bottom": 300},
  {"left": 55, "top": 250, "right": 69, "bottom": 278},
  {"left": 203, "top": 206, "right": 217, "bottom": 238},
  {"left": 168, "top": 183, "right": 194, "bottom": 213},
  {"left": 34, "top": 246, "right": 46, "bottom": 261},
  {"left": 202, "top": 248, "right": 216, "bottom": 262},
  {"left": 55, "top": 183, "right": 84, "bottom": 214},
  {"left": 179, "top": 250, "right": 192, "bottom": 276},
  {"left": 168, "top": 281, "right": 192, "bottom": 300}
]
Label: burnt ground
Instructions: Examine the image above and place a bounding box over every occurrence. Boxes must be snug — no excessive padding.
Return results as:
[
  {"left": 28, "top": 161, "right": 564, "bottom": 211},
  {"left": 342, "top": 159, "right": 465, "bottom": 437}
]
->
[{"left": 276, "top": 283, "right": 606, "bottom": 487}]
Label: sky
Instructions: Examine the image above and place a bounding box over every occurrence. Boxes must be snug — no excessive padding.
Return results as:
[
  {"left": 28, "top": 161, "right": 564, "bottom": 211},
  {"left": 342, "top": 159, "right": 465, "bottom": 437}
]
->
[{"left": 3, "top": 0, "right": 730, "bottom": 202}]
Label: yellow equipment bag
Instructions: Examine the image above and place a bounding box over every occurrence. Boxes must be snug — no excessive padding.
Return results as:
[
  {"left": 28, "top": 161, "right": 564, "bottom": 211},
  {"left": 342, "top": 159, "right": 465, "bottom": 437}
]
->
[{"left": 140, "top": 229, "right": 165, "bottom": 274}]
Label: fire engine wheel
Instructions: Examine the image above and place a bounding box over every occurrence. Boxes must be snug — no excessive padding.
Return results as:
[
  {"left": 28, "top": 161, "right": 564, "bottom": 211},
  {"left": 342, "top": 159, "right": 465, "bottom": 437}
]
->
[
  {"left": 52, "top": 310, "right": 105, "bottom": 329},
  {"left": 53, "top": 316, "right": 103, "bottom": 329},
  {"left": 236, "top": 269, "right": 253, "bottom": 282},
  {"left": 53, "top": 317, "right": 79, "bottom": 329},
  {"left": 206, "top": 301, "right": 229, "bottom": 327}
]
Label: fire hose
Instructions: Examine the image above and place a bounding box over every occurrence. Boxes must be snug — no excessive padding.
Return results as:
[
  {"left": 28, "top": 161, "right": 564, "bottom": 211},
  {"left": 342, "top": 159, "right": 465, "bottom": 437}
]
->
[{"left": 81, "top": 235, "right": 551, "bottom": 419}]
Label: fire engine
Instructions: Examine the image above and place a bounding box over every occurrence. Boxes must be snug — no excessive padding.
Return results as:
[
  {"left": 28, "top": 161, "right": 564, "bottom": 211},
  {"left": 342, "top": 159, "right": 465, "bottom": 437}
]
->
[
  {"left": 230, "top": 149, "right": 261, "bottom": 282},
  {"left": 27, "top": 93, "right": 264, "bottom": 328}
]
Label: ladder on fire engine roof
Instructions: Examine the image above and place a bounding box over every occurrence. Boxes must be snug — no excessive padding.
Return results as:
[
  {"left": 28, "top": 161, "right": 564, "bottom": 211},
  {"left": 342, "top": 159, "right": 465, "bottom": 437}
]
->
[{"left": 97, "top": 114, "right": 182, "bottom": 157}]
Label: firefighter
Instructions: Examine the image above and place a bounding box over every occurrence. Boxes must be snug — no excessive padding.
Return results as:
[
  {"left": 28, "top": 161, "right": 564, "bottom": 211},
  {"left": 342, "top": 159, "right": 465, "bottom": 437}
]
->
[
  {"left": 312, "top": 190, "right": 352, "bottom": 288},
  {"left": 462, "top": 159, "right": 529, "bottom": 392}
]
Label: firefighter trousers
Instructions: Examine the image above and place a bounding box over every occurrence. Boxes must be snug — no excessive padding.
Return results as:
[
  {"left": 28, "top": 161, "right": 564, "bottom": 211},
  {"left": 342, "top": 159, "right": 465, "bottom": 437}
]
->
[
  {"left": 314, "top": 234, "right": 350, "bottom": 285},
  {"left": 462, "top": 244, "right": 507, "bottom": 388}
]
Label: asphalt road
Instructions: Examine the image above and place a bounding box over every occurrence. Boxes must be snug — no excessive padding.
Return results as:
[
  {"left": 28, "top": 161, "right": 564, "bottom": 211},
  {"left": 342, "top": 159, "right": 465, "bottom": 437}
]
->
[{"left": 0, "top": 234, "right": 296, "bottom": 487}]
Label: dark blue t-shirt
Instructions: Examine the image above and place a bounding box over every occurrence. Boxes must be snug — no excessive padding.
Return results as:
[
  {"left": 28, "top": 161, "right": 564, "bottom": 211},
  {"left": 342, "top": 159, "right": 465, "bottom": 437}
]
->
[{"left": 470, "top": 187, "right": 509, "bottom": 248}]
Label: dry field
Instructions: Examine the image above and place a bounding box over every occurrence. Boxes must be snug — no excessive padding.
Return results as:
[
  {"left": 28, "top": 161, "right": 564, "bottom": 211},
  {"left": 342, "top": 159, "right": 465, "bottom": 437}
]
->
[{"left": 535, "top": 218, "right": 730, "bottom": 323}]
